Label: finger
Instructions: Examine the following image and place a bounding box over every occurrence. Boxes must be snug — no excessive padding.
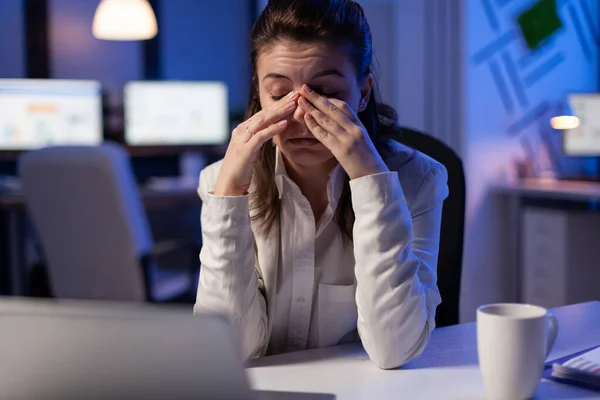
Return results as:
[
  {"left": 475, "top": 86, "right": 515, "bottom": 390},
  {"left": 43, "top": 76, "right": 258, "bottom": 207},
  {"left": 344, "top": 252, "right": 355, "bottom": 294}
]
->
[
  {"left": 300, "top": 85, "right": 355, "bottom": 131},
  {"left": 245, "top": 91, "right": 298, "bottom": 134},
  {"left": 247, "top": 119, "right": 287, "bottom": 150},
  {"left": 329, "top": 98, "right": 361, "bottom": 125},
  {"left": 298, "top": 97, "right": 345, "bottom": 136},
  {"left": 304, "top": 112, "right": 338, "bottom": 148}
]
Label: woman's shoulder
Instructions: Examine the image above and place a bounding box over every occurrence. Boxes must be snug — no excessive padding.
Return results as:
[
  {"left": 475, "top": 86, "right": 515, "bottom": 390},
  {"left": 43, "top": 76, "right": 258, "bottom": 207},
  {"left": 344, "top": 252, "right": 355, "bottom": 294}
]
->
[
  {"left": 385, "top": 140, "right": 446, "bottom": 177},
  {"left": 384, "top": 140, "right": 448, "bottom": 202}
]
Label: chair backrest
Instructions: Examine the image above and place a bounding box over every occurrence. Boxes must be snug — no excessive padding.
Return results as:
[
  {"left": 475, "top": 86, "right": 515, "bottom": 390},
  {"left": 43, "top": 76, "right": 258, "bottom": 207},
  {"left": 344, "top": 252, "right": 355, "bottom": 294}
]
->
[
  {"left": 397, "top": 128, "right": 466, "bottom": 327},
  {"left": 19, "top": 143, "right": 153, "bottom": 301}
]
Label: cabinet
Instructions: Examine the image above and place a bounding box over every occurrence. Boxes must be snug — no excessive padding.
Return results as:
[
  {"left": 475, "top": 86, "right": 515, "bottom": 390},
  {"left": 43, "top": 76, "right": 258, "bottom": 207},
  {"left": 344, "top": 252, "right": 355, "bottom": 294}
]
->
[{"left": 521, "top": 207, "right": 600, "bottom": 308}]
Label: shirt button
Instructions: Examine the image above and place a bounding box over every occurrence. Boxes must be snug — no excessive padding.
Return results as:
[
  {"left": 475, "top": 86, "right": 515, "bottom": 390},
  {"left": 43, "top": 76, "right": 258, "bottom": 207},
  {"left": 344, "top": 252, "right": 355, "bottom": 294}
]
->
[{"left": 296, "top": 296, "right": 305, "bottom": 303}]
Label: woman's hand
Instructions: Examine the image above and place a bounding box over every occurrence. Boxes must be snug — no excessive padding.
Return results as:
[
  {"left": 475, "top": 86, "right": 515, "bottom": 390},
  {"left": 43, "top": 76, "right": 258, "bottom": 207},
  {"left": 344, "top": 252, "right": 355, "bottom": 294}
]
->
[
  {"left": 213, "top": 91, "right": 299, "bottom": 196},
  {"left": 297, "top": 85, "right": 388, "bottom": 180}
]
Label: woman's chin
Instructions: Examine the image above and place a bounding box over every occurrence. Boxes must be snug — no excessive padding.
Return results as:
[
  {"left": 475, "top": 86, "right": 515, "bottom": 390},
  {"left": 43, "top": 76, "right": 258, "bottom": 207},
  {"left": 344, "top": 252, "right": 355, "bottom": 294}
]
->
[{"left": 280, "top": 143, "right": 334, "bottom": 166}]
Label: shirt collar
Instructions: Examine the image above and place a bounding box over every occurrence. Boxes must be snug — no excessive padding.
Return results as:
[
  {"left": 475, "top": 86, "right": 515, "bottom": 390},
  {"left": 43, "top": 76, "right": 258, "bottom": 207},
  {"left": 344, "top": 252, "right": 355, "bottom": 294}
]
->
[
  {"left": 274, "top": 146, "right": 345, "bottom": 208},
  {"left": 274, "top": 147, "right": 286, "bottom": 199}
]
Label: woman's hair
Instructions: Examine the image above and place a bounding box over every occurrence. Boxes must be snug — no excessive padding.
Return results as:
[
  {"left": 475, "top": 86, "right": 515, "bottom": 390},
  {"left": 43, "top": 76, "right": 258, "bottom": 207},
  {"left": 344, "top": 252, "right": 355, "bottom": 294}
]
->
[{"left": 247, "top": 0, "right": 402, "bottom": 240}]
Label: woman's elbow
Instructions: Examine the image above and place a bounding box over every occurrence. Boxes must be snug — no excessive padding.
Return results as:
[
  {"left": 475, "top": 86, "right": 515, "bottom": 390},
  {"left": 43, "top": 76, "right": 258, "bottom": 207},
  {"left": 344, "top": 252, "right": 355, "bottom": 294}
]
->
[{"left": 364, "top": 323, "right": 432, "bottom": 370}]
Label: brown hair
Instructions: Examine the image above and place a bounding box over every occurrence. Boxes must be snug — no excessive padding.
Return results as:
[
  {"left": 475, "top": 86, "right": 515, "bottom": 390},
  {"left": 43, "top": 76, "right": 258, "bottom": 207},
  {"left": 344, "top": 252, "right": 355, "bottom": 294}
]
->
[{"left": 247, "top": 0, "right": 401, "bottom": 240}]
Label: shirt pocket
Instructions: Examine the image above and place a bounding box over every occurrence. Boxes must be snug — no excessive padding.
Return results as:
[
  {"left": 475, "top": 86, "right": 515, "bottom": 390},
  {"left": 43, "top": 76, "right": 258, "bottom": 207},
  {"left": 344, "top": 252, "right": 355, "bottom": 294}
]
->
[{"left": 317, "top": 283, "right": 358, "bottom": 348}]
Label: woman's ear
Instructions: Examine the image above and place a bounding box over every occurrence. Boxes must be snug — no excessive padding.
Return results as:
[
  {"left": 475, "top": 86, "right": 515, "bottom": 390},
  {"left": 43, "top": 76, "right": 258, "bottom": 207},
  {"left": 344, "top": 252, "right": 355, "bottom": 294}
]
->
[{"left": 358, "top": 73, "right": 374, "bottom": 112}]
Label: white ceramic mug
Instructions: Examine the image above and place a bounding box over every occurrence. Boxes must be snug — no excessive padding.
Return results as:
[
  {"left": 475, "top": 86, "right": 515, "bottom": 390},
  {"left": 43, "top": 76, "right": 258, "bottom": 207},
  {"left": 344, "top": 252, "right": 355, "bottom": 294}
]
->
[{"left": 477, "top": 303, "right": 558, "bottom": 400}]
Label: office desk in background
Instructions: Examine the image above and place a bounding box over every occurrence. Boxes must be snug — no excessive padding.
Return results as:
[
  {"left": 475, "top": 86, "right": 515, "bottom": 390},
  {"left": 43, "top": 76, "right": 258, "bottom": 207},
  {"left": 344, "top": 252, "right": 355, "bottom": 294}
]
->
[
  {"left": 248, "top": 301, "right": 600, "bottom": 399},
  {"left": 494, "top": 178, "right": 600, "bottom": 309},
  {"left": 0, "top": 186, "right": 201, "bottom": 296},
  {"left": 496, "top": 178, "right": 600, "bottom": 202}
]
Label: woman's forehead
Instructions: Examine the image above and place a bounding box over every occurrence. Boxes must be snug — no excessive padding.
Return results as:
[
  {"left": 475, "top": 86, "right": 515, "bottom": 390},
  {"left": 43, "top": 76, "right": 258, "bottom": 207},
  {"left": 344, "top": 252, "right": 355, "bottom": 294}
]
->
[{"left": 256, "top": 40, "right": 356, "bottom": 82}]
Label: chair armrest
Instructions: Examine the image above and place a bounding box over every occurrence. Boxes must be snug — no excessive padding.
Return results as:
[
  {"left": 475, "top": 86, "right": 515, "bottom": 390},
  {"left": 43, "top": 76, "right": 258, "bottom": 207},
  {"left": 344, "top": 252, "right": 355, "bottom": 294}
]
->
[
  {"left": 150, "top": 239, "right": 194, "bottom": 258},
  {"left": 141, "top": 239, "right": 201, "bottom": 302},
  {"left": 149, "top": 239, "right": 201, "bottom": 272}
]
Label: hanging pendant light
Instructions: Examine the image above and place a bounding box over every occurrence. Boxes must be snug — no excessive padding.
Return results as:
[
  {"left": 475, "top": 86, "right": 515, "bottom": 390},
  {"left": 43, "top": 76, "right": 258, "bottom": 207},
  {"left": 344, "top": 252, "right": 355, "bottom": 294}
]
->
[{"left": 92, "top": 0, "right": 158, "bottom": 41}]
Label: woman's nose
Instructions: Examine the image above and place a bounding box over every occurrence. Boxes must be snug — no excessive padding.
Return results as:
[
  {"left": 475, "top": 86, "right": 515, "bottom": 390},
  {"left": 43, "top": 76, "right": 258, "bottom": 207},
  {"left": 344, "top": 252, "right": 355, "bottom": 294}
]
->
[{"left": 292, "top": 103, "right": 306, "bottom": 124}]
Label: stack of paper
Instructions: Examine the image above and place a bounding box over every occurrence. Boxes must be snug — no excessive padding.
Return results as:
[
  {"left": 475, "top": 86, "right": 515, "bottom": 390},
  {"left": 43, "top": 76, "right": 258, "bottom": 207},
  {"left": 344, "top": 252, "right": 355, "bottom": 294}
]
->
[{"left": 547, "top": 346, "right": 600, "bottom": 390}]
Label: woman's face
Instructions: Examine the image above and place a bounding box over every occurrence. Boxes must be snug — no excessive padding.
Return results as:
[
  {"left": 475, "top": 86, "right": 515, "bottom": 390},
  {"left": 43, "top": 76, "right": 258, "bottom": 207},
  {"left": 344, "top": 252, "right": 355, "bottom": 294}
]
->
[{"left": 256, "top": 40, "right": 372, "bottom": 167}]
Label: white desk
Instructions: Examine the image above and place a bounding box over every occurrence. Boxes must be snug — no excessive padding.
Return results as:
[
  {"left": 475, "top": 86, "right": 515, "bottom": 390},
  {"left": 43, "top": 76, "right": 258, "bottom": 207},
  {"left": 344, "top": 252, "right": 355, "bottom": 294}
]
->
[
  {"left": 247, "top": 302, "right": 600, "bottom": 399},
  {"left": 495, "top": 178, "right": 600, "bottom": 202}
]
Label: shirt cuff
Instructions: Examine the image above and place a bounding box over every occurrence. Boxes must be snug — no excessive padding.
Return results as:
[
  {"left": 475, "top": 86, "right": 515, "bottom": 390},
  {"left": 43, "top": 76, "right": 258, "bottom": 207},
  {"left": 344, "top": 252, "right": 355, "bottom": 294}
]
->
[
  {"left": 204, "top": 192, "right": 250, "bottom": 220},
  {"left": 349, "top": 171, "right": 404, "bottom": 210}
]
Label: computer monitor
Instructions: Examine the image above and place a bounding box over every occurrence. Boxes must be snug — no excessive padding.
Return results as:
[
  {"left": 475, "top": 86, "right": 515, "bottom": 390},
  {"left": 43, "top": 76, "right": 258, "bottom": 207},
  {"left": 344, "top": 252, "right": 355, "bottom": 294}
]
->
[
  {"left": 124, "top": 81, "right": 229, "bottom": 149},
  {"left": 0, "top": 79, "right": 103, "bottom": 153},
  {"left": 562, "top": 94, "right": 600, "bottom": 156}
]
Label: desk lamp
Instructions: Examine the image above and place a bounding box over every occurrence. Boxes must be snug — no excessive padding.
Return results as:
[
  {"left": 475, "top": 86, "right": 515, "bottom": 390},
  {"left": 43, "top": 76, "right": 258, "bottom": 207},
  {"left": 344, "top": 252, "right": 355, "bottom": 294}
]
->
[{"left": 550, "top": 96, "right": 580, "bottom": 131}]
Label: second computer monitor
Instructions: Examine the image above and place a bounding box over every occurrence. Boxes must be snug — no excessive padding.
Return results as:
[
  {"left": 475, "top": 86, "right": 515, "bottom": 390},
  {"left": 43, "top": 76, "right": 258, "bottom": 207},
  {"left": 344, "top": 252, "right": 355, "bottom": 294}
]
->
[{"left": 124, "top": 81, "right": 229, "bottom": 147}]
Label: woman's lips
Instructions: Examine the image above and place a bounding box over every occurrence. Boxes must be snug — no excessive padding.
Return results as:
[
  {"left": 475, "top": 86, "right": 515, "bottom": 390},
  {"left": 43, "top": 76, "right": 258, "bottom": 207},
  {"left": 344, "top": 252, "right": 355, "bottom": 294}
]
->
[{"left": 288, "top": 137, "right": 321, "bottom": 147}]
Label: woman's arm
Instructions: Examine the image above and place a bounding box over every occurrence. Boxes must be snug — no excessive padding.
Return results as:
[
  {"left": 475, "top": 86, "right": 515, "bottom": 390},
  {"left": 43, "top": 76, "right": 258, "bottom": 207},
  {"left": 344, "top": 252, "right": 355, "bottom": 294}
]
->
[
  {"left": 294, "top": 85, "right": 447, "bottom": 368},
  {"left": 194, "top": 169, "right": 268, "bottom": 360},
  {"left": 351, "top": 164, "right": 448, "bottom": 369}
]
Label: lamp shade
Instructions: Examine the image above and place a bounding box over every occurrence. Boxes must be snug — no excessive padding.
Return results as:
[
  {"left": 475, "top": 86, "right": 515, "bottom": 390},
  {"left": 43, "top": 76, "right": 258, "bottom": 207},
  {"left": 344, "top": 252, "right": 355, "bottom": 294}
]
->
[
  {"left": 92, "top": 0, "right": 157, "bottom": 41},
  {"left": 550, "top": 96, "right": 580, "bottom": 130}
]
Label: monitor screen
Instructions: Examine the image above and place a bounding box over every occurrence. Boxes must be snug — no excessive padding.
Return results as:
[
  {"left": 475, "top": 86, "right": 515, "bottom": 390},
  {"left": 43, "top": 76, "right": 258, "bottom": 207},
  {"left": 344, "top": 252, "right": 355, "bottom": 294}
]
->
[
  {"left": 0, "top": 79, "right": 103, "bottom": 151},
  {"left": 124, "top": 81, "right": 229, "bottom": 147},
  {"left": 563, "top": 94, "right": 600, "bottom": 156}
]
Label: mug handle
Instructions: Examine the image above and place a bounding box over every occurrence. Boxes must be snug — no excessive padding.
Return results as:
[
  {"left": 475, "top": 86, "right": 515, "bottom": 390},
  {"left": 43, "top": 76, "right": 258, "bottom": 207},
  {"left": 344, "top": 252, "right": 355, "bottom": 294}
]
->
[{"left": 546, "top": 312, "right": 559, "bottom": 358}]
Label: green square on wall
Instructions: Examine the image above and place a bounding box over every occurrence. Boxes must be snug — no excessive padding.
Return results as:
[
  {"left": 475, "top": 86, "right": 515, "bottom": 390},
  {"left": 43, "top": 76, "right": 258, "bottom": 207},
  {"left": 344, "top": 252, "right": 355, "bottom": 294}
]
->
[{"left": 517, "top": 0, "right": 563, "bottom": 50}]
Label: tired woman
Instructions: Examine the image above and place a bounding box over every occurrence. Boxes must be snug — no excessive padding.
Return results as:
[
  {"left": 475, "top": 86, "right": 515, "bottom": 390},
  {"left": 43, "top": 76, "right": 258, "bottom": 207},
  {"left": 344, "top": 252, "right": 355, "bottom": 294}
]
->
[{"left": 194, "top": 0, "right": 448, "bottom": 369}]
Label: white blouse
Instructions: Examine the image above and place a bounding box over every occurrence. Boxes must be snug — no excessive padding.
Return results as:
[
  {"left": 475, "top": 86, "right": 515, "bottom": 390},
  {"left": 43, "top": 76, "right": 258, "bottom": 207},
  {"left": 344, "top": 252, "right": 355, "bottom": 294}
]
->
[{"left": 194, "top": 141, "right": 449, "bottom": 369}]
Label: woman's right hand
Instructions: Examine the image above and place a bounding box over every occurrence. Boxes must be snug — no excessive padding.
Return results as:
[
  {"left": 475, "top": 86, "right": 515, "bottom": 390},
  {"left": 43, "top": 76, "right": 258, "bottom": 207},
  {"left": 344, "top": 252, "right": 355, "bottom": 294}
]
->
[{"left": 213, "top": 91, "right": 298, "bottom": 196}]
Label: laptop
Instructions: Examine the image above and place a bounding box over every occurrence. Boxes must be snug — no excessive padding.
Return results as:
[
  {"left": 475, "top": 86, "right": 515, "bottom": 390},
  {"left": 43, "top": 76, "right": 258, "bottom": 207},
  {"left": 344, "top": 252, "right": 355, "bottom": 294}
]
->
[{"left": 0, "top": 298, "right": 334, "bottom": 400}]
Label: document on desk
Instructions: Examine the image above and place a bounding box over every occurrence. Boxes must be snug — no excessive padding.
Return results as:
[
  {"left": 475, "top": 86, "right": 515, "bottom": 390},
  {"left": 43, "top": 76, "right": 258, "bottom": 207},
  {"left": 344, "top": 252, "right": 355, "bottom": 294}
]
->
[{"left": 544, "top": 345, "right": 600, "bottom": 391}]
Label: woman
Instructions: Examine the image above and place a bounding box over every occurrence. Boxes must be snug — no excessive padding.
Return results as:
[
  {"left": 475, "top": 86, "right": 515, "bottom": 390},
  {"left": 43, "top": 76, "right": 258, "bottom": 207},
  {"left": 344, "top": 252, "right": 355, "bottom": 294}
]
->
[{"left": 194, "top": 0, "right": 448, "bottom": 369}]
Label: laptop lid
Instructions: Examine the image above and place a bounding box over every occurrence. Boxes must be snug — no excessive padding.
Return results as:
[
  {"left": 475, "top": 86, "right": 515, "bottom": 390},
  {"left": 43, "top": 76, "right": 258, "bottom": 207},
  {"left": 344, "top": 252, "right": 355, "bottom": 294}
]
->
[{"left": 0, "top": 298, "right": 254, "bottom": 400}]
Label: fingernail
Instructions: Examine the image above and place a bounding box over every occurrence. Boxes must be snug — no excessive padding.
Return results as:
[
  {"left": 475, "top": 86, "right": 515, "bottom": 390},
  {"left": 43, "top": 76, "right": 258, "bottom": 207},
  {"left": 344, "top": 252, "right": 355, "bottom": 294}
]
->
[
  {"left": 286, "top": 91, "right": 296, "bottom": 99},
  {"left": 305, "top": 113, "right": 313, "bottom": 121},
  {"left": 303, "top": 85, "right": 313, "bottom": 94},
  {"left": 277, "top": 120, "right": 287, "bottom": 127},
  {"left": 284, "top": 101, "right": 296, "bottom": 110}
]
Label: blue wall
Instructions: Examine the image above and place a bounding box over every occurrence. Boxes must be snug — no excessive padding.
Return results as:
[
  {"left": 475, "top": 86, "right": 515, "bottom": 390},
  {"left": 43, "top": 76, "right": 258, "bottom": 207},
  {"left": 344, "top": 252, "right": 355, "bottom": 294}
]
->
[
  {"left": 461, "top": 0, "right": 599, "bottom": 321},
  {"left": 49, "top": 0, "right": 142, "bottom": 106},
  {"left": 0, "top": 0, "right": 25, "bottom": 78},
  {"left": 159, "top": 0, "right": 251, "bottom": 113},
  {"left": 0, "top": 0, "right": 252, "bottom": 113},
  {"left": 467, "top": 0, "right": 599, "bottom": 152}
]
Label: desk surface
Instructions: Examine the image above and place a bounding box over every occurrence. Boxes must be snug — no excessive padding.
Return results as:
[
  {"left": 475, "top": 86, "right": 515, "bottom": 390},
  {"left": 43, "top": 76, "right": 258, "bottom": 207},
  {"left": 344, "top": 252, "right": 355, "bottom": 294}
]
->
[
  {"left": 247, "top": 302, "right": 600, "bottom": 399},
  {"left": 495, "top": 178, "right": 600, "bottom": 202}
]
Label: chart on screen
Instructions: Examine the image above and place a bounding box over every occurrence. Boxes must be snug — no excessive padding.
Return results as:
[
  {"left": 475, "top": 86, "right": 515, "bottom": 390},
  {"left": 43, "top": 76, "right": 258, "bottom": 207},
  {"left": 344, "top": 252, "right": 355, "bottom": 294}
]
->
[{"left": 0, "top": 79, "right": 103, "bottom": 151}]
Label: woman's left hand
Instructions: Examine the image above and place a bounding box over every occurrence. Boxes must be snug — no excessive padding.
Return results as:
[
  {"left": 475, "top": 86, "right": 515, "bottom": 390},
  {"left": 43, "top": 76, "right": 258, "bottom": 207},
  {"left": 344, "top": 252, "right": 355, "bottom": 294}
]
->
[{"left": 298, "top": 84, "right": 389, "bottom": 180}]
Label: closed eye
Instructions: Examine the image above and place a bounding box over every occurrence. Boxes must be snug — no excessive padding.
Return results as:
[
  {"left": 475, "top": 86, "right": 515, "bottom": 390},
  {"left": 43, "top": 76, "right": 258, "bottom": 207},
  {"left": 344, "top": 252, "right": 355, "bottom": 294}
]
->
[
  {"left": 271, "top": 91, "right": 340, "bottom": 101},
  {"left": 314, "top": 89, "right": 341, "bottom": 99}
]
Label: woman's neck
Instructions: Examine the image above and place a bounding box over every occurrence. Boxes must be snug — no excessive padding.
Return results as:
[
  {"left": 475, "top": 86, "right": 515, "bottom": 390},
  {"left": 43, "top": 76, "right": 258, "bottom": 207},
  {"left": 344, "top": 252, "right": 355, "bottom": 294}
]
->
[{"left": 283, "top": 156, "right": 338, "bottom": 220}]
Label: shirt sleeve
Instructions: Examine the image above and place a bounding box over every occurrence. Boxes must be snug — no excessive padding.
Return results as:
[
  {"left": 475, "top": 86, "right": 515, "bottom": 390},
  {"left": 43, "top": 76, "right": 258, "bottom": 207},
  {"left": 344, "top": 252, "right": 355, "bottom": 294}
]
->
[
  {"left": 350, "top": 164, "right": 448, "bottom": 369},
  {"left": 193, "top": 169, "right": 268, "bottom": 360}
]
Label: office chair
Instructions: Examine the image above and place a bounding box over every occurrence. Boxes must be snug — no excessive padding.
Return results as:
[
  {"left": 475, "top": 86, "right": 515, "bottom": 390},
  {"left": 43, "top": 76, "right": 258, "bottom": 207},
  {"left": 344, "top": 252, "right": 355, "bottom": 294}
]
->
[
  {"left": 19, "top": 143, "right": 196, "bottom": 302},
  {"left": 397, "top": 127, "right": 466, "bottom": 327}
]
